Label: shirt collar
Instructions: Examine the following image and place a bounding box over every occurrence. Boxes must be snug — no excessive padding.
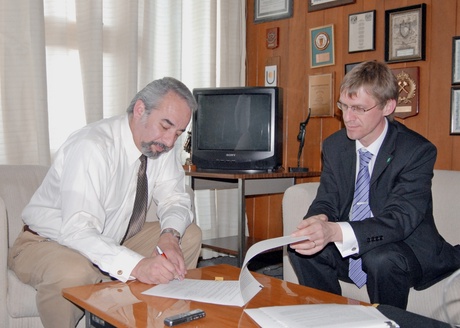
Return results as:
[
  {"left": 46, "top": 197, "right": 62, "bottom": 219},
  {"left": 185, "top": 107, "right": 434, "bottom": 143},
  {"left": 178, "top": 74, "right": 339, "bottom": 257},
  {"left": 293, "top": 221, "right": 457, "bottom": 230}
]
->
[
  {"left": 355, "top": 118, "right": 389, "bottom": 156},
  {"left": 121, "top": 114, "right": 143, "bottom": 164}
]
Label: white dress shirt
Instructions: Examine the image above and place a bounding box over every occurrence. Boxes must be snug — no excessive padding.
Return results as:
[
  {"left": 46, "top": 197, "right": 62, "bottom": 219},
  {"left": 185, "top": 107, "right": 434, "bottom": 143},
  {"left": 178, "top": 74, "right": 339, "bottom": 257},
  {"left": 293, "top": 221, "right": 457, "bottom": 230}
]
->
[
  {"left": 335, "top": 119, "right": 388, "bottom": 257},
  {"left": 22, "top": 114, "right": 192, "bottom": 281}
]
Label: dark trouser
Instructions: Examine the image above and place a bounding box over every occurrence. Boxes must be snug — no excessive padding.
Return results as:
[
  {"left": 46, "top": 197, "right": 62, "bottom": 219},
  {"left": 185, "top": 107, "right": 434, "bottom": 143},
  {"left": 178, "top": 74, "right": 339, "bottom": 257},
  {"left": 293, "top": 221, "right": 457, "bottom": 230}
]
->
[{"left": 288, "top": 242, "right": 422, "bottom": 309}]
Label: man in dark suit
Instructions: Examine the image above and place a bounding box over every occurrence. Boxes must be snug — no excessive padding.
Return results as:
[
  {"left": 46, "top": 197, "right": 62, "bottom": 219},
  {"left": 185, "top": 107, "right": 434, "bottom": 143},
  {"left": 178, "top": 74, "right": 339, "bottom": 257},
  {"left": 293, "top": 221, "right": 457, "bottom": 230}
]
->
[{"left": 288, "top": 60, "right": 460, "bottom": 309}]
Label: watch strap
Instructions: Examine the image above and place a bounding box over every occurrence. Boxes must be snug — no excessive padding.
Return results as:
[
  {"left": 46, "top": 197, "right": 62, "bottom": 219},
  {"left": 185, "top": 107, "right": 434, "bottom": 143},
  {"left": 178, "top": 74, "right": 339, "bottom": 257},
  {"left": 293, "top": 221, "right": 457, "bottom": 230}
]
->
[{"left": 160, "top": 228, "right": 181, "bottom": 242}]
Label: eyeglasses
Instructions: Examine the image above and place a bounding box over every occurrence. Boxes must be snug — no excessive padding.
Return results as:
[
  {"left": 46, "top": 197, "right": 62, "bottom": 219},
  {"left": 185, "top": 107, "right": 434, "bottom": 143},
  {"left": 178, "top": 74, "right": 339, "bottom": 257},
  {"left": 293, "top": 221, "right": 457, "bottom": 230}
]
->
[{"left": 337, "top": 101, "right": 379, "bottom": 115}]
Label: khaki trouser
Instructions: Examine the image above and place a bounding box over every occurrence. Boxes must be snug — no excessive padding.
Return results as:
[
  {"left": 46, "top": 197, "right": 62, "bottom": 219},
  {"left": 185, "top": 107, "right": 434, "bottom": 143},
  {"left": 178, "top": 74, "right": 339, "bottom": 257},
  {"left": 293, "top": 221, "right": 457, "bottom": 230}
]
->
[{"left": 8, "top": 222, "right": 202, "bottom": 328}]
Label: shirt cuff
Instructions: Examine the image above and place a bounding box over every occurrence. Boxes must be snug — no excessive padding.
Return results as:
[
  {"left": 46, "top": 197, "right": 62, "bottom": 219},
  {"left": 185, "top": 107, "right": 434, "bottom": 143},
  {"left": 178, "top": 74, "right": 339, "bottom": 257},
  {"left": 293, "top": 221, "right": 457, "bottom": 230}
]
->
[
  {"left": 334, "top": 222, "right": 359, "bottom": 258},
  {"left": 109, "top": 247, "right": 144, "bottom": 282}
]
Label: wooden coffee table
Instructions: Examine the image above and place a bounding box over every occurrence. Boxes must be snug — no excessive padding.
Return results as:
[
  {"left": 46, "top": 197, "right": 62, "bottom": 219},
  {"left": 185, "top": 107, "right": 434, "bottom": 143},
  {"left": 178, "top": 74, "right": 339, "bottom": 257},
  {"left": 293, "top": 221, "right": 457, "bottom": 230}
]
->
[{"left": 63, "top": 264, "right": 367, "bottom": 327}]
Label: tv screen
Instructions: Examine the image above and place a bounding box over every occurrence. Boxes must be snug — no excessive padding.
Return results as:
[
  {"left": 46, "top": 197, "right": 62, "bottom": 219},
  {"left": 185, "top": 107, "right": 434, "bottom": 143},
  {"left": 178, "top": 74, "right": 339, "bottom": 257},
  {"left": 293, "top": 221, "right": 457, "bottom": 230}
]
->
[{"left": 192, "top": 87, "right": 283, "bottom": 172}]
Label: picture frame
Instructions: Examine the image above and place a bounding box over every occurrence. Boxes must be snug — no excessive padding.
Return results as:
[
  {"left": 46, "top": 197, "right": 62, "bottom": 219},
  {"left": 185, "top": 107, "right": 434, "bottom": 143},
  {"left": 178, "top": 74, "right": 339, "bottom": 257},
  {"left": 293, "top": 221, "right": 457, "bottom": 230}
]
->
[
  {"left": 254, "top": 0, "right": 293, "bottom": 23},
  {"left": 308, "top": 73, "right": 334, "bottom": 117},
  {"left": 308, "top": 0, "right": 355, "bottom": 12},
  {"left": 385, "top": 4, "right": 426, "bottom": 63},
  {"left": 345, "top": 62, "right": 361, "bottom": 74},
  {"left": 451, "top": 87, "right": 460, "bottom": 135},
  {"left": 348, "top": 10, "right": 375, "bottom": 53},
  {"left": 452, "top": 37, "right": 460, "bottom": 84},
  {"left": 310, "top": 24, "right": 335, "bottom": 68}
]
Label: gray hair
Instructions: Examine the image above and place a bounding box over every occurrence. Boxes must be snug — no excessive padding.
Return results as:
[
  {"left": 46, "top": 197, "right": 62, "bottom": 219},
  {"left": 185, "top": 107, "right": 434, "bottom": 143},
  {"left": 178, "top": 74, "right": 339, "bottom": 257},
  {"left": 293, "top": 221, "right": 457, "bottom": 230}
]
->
[{"left": 126, "top": 77, "right": 197, "bottom": 115}]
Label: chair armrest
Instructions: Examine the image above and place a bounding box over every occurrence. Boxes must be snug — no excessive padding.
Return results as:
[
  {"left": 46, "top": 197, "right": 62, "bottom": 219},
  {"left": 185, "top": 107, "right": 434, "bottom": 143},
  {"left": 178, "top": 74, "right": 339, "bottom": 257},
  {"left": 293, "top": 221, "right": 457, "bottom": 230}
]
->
[
  {"left": 282, "top": 182, "right": 319, "bottom": 284},
  {"left": 0, "top": 197, "right": 8, "bottom": 321},
  {"left": 282, "top": 182, "right": 319, "bottom": 235}
]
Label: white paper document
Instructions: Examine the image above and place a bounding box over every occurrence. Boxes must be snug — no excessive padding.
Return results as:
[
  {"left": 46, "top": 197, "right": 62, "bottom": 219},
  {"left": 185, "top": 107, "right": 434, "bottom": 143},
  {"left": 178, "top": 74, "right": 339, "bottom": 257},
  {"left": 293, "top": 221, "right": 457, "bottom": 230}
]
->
[
  {"left": 244, "top": 304, "right": 399, "bottom": 328},
  {"left": 142, "top": 235, "right": 309, "bottom": 306}
]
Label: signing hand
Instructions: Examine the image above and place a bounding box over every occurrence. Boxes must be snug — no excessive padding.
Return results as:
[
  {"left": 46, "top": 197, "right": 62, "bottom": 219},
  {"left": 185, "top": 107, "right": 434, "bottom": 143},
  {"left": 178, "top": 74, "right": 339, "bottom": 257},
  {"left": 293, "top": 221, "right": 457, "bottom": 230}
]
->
[
  {"left": 131, "top": 233, "right": 185, "bottom": 284},
  {"left": 155, "top": 232, "right": 186, "bottom": 280},
  {"left": 131, "top": 255, "right": 177, "bottom": 284}
]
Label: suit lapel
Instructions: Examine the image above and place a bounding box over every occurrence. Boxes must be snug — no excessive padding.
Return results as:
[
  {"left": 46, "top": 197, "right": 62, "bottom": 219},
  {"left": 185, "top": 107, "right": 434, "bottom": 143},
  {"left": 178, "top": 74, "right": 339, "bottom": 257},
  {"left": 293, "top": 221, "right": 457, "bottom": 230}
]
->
[
  {"left": 339, "top": 140, "right": 357, "bottom": 203},
  {"left": 371, "top": 121, "right": 397, "bottom": 185}
]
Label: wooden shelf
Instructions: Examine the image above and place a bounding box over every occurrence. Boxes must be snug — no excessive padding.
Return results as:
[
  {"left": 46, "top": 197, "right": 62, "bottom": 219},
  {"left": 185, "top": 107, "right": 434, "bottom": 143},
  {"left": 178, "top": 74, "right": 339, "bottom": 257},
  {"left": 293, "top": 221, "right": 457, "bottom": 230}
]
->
[{"left": 185, "top": 168, "right": 321, "bottom": 180}]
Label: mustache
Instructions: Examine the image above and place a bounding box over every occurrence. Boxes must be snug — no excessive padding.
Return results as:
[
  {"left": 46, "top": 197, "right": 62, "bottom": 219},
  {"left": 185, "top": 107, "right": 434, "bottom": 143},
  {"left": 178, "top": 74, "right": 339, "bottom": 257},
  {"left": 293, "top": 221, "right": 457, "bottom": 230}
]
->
[{"left": 141, "top": 141, "right": 171, "bottom": 159}]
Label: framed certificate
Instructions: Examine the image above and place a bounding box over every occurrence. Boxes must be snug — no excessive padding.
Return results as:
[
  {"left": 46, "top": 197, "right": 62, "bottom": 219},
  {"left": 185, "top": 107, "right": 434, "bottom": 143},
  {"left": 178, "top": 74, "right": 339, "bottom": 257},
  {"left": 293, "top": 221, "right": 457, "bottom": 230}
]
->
[
  {"left": 254, "top": 0, "right": 293, "bottom": 23},
  {"left": 451, "top": 87, "right": 460, "bottom": 135},
  {"left": 308, "top": 0, "right": 355, "bottom": 12},
  {"left": 385, "top": 4, "right": 426, "bottom": 63},
  {"left": 310, "top": 25, "right": 335, "bottom": 68},
  {"left": 452, "top": 37, "right": 460, "bottom": 84},
  {"left": 348, "top": 10, "right": 375, "bottom": 53}
]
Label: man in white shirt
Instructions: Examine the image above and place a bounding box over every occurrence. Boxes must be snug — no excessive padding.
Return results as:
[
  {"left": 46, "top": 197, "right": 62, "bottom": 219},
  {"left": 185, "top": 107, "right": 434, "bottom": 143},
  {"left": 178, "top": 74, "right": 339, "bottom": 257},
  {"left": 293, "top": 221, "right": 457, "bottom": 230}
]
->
[{"left": 8, "top": 77, "right": 202, "bottom": 328}]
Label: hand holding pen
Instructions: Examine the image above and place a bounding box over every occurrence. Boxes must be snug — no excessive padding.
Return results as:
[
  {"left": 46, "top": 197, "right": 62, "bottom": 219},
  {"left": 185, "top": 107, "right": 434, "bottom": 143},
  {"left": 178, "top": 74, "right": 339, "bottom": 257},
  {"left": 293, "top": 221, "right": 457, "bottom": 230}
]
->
[{"left": 156, "top": 245, "right": 184, "bottom": 280}]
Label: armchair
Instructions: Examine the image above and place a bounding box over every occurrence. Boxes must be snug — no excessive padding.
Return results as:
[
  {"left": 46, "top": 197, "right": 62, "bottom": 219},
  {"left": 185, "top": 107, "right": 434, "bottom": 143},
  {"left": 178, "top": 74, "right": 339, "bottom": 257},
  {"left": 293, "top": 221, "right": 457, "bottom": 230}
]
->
[
  {"left": 282, "top": 170, "right": 460, "bottom": 323},
  {"left": 0, "top": 164, "right": 194, "bottom": 328},
  {"left": 0, "top": 165, "right": 50, "bottom": 328}
]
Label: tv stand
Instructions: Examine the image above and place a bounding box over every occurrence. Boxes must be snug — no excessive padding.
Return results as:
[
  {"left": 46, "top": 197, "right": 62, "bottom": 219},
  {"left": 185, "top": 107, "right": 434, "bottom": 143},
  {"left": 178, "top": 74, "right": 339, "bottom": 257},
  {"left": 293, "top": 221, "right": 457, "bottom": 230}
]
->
[
  {"left": 289, "top": 167, "right": 309, "bottom": 172},
  {"left": 196, "top": 168, "right": 278, "bottom": 174},
  {"left": 186, "top": 169, "right": 320, "bottom": 267}
]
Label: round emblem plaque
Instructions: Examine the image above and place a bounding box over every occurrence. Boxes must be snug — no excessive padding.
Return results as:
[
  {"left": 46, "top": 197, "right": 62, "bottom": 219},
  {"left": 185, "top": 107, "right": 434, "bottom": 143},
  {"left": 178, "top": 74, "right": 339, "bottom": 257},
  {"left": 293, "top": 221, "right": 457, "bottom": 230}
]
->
[{"left": 315, "top": 32, "right": 330, "bottom": 51}]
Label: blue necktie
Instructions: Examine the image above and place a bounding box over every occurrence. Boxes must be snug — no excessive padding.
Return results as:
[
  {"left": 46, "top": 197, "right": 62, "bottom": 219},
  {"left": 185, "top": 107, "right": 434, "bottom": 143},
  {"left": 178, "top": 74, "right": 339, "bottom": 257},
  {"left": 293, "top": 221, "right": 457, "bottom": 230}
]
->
[{"left": 349, "top": 149, "right": 373, "bottom": 288}]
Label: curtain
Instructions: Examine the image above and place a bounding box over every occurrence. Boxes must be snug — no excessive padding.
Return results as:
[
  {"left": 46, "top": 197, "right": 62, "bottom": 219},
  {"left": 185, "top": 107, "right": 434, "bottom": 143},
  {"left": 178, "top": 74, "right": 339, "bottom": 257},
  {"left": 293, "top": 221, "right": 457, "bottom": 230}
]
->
[
  {"left": 1, "top": 0, "right": 246, "bottom": 164},
  {"left": 0, "top": 1, "right": 50, "bottom": 164},
  {"left": 1, "top": 0, "right": 246, "bottom": 259}
]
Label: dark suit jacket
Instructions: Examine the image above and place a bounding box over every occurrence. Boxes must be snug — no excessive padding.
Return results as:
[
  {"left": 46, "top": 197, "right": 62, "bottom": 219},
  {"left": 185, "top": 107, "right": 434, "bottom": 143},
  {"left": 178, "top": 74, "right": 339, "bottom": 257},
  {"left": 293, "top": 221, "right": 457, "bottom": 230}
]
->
[{"left": 307, "top": 119, "right": 460, "bottom": 290}]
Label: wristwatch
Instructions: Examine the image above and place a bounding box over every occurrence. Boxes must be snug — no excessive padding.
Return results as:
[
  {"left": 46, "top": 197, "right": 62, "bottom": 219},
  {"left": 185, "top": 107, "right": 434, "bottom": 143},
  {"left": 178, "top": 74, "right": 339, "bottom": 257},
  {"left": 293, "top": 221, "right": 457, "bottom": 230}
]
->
[{"left": 160, "top": 228, "right": 181, "bottom": 243}]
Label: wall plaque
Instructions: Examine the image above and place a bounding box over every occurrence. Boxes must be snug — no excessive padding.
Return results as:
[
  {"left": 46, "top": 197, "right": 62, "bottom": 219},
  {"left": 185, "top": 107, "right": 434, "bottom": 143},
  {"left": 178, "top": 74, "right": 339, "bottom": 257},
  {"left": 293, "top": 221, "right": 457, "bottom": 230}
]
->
[{"left": 392, "top": 67, "right": 419, "bottom": 119}]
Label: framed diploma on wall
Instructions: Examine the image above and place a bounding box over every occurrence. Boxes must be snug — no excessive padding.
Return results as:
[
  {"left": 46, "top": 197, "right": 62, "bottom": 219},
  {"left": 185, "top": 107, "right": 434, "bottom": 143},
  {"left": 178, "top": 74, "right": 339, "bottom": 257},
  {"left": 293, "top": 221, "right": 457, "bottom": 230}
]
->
[
  {"left": 452, "top": 37, "right": 460, "bottom": 84},
  {"left": 451, "top": 87, "right": 460, "bottom": 135},
  {"left": 308, "top": 0, "right": 355, "bottom": 12},
  {"left": 385, "top": 4, "right": 426, "bottom": 63},
  {"left": 348, "top": 10, "right": 375, "bottom": 53},
  {"left": 254, "top": 0, "right": 293, "bottom": 23}
]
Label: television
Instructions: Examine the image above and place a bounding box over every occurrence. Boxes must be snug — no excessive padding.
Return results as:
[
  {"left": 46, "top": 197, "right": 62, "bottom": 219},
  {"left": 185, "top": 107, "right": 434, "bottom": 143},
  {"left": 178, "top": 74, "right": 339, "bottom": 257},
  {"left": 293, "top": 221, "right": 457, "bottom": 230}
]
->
[{"left": 191, "top": 86, "right": 283, "bottom": 172}]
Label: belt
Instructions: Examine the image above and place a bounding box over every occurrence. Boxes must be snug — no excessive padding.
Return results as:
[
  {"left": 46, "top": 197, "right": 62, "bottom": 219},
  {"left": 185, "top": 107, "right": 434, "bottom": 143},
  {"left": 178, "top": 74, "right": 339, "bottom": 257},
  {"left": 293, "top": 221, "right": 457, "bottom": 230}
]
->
[{"left": 23, "top": 225, "right": 39, "bottom": 236}]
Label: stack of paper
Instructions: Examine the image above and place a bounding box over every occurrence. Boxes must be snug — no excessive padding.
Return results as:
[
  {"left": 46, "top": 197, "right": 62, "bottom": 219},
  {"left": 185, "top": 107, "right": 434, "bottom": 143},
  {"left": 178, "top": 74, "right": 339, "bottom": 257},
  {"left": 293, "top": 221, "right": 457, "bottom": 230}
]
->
[{"left": 244, "top": 304, "right": 399, "bottom": 328}]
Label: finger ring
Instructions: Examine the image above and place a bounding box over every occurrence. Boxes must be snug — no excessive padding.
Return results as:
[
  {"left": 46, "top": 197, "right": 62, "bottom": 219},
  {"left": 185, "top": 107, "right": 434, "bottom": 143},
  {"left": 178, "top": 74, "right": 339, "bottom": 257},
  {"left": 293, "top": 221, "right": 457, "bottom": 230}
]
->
[{"left": 312, "top": 240, "right": 317, "bottom": 248}]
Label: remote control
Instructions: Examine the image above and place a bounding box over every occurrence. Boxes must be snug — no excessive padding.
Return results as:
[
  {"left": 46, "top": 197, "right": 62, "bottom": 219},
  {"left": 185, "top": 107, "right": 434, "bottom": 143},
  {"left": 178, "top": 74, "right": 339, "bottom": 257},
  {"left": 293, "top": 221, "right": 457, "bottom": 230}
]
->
[{"left": 164, "top": 309, "right": 206, "bottom": 326}]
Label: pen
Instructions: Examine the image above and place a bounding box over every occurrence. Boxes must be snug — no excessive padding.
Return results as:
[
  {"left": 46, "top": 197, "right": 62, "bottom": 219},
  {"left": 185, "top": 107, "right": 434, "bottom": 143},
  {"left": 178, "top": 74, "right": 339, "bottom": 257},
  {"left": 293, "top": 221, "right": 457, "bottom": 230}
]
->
[
  {"left": 156, "top": 246, "right": 168, "bottom": 259},
  {"left": 157, "top": 246, "right": 184, "bottom": 281}
]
